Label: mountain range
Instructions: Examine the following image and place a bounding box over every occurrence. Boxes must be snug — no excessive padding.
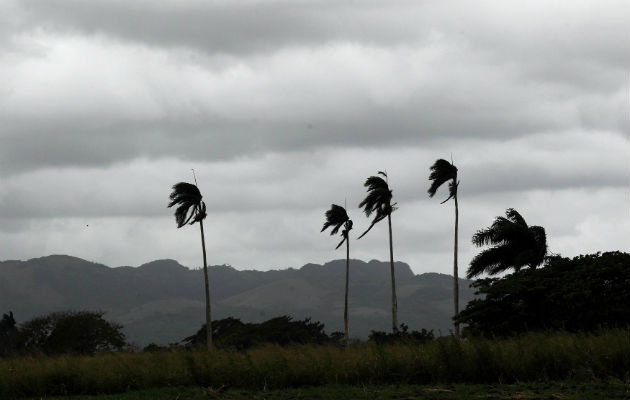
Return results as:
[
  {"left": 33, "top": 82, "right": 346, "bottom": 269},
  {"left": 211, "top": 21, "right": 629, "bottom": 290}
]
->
[{"left": 0, "top": 255, "right": 477, "bottom": 346}]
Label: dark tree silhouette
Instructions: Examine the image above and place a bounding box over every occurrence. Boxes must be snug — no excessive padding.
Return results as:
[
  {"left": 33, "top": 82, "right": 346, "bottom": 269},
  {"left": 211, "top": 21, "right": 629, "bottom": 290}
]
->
[
  {"left": 18, "top": 311, "right": 125, "bottom": 355},
  {"left": 428, "top": 158, "right": 460, "bottom": 336},
  {"left": 468, "top": 208, "right": 547, "bottom": 278},
  {"left": 0, "top": 311, "right": 17, "bottom": 356},
  {"left": 457, "top": 252, "right": 630, "bottom": 336},
  {"left": 168, "top": 181, "right": 212, "bottom": 349},
  {"left": 321, "top": 204, "right": 353, "bottom": 345},
  {"left": 358, "top": 171, "right": 399, "bottom": 333}
]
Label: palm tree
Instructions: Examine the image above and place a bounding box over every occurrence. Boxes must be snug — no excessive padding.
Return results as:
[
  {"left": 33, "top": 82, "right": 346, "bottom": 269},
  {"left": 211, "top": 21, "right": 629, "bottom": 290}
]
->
[
  {"left": 321, "top": 204, "right": 353, "bottom": 345},
  {"left": 357, "top": 171, "right": 399, "bottom": 333},
  {"left": 467, "top": 208, "right": 547, "bottom": 278},
  {"left": 428, "top": 158, "right": 460, "bottom": 336},
  {"left": 168, "top": 182, "right": 212, "bottom": 349}
]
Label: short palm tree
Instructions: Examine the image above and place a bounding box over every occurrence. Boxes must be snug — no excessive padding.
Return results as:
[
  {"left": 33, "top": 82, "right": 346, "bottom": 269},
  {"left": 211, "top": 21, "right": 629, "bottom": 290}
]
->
[
  {"left": 357, "top": 171, "right": 399, "bottom": 333},
  {"left": 468, "top": 208, "right": 547, "bottom": 278},
  {"left": 321, "top": 204, "right": 353, "bottom": 345},
  {"left": 428, "top": 158, "right": 460, "bottom": 336},
  {"left": 168, "top": 182, "right": 212, "bottom": 349}
]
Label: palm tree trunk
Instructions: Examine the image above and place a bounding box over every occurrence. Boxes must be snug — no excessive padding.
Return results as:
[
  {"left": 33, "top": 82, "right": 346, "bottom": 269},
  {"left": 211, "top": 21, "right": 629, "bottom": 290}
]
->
[
  {"left": 199, "top": 219, "right": 212, "bottom": 350},
  {"left": 387, "top": 213, "right": 398, "bottom": 333},
  {"left": 454, "top": 193, "right": 460, "bottom": 337},
  {"left": 344, "top": 233, "right": 350, "bottom": 346}
]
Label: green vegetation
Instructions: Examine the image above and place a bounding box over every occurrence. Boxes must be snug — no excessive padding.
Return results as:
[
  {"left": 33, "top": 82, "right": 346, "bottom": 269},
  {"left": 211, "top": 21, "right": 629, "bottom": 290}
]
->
[
  {"left": 1, "top": 329, "right": 627, "bottom": 398},
  {"left": 456, "top": 251, "right": 630, "bottom": 336},
  {"left": 467, "top": 208, "right": 547, "bottom": 278},
  {"left": 35, "top": 380, "right": 630, "bottom": 400},
  {"left": 3, "top": 311, "right": 124, "bottom": 356},
  {"left": 182, "top": 316, "right": 331, "bottom": 350}
]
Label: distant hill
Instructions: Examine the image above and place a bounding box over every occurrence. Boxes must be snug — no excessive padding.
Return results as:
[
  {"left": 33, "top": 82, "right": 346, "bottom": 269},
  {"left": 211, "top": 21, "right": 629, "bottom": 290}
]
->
[{"left": 0, "top": 255, "right": 477, "bottom": 345}]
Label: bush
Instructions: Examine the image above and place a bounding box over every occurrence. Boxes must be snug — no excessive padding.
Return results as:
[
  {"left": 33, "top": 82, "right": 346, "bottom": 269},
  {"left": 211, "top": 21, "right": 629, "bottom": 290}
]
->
[
  {"left": 183, "top": 316, "right": 331, "bottom": 350},
  {"left": 369, "top": 323, "right": 434, "bottom": 344}
]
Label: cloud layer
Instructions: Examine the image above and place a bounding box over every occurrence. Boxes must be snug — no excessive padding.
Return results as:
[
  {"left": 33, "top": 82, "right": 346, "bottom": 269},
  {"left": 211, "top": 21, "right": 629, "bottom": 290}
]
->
[{"left": 0, "top": 0, "right": 628, "bottom": 274}]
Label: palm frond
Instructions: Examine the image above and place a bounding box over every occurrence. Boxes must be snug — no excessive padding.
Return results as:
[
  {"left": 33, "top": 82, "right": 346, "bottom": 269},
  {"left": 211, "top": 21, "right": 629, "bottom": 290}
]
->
[
  {"left": 321, "top": 204, "right": 349, "bottom": 235},
  {"left": 322, "top": 205, "right": 352, "bottom": 249},
  {"left": 357, "top": 214, "right": 387, "bottom": 239},
  {"left": 505, "top": 208, "right": 527, "bottom": 227},
  {"left": 335, "top": 236, "right": 347, "bottom": 250},
  {"left": 467, "top": 245, "right": 517, "bottom": 278},
  {"left": 468, "top": 208, "right": 548, "bottom": 277},
  {"left": 358, "top": 176, "right": 392, "bottom": 217},
  {"left": 357, "top": 173, "right": 395, "bottom": 239},
  {"left": 428, "top": 159, "right": 458, "bottom": 199},
  {"left": 528, "top": 225, "right": 547, "bottom": 267},
  {"left": 168, "top": 182, "right": 204, "bottom": 228}
]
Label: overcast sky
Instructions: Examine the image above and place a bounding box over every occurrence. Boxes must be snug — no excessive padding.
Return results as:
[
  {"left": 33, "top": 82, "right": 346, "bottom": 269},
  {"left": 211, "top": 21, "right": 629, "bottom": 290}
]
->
[{"left": 0, "top": 0, "right": 628, "bottom": 275}]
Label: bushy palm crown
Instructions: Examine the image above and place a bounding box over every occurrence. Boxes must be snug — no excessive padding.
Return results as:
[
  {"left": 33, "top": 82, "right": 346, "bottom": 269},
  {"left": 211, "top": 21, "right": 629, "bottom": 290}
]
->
[
  {"left": 467, "top": 208, "right": 547, "bottom": 278},
  {"left": 428, "top": 159, "right": 458, "bottom": 203},
  {"left": 321, "top": 204, "right": 353, "bottom": 249},
  {"left": 358, "top": 171, "right": 396, "bottom": 239},
  {"left": 168, "top": 182, "right": 207, "bottom": 228}
]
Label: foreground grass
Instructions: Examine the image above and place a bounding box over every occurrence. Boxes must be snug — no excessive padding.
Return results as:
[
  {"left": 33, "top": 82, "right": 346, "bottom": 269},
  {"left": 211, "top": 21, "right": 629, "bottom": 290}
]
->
[
  {"left": 34, "top": 381, "right": 630, "bottom": 400},
  {"left": 2, "top": 329, "right": 628, "bottom": 398}
]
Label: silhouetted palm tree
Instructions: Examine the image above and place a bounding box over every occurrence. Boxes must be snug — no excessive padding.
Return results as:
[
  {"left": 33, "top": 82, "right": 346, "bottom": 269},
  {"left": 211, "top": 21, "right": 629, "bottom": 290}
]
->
[
  {"left": 321, "top": 204, "right": 353, "bottom": 345},
  {"left": 168, "top": 182, "right": 212, "bottom": 349},
  {"left": 428, "top": 158, "right": 460, "bottom": 336},
  {"left": 358, "top": 171, "right": 399, "bottom": 333},
  {"left": 468, "top": 208, "right": 547, "bottom": 278}
]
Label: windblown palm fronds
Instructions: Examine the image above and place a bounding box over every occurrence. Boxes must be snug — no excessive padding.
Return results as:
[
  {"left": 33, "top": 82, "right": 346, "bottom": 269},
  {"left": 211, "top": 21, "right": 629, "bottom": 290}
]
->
[
  {"left": 321, "top": 204, "right": 353, "bottom": 250},
  {"left": 357, "top": 172, "right": 396, "bottom": 239},
  {"left": 168, "top": 182, "right": 206, "bottom": 227},
  {"left": 428, "top": 159, "right": 458, "bottom": 203},
  {"left": 467, "top": 208, "right": 547, "bottom": 278}
]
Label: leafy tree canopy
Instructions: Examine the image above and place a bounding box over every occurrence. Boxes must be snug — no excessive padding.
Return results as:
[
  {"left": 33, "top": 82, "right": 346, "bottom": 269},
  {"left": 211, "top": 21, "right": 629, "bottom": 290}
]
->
[
  {"left": 456, "top": 252, "right": 630, "bottom": 337},
  {"left": 17, "top": 311, "right": 125, "bottom": 355}
]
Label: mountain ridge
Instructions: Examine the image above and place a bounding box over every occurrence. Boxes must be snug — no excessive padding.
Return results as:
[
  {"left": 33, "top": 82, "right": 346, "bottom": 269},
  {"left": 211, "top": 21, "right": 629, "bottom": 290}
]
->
[{"left": 0, "top": 255, "right": 476, "bottom": 345}]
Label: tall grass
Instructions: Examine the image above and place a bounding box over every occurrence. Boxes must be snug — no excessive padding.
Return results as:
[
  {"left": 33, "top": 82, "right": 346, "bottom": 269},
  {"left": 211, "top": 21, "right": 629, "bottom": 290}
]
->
[{"left": 0, "top": 329, "right": 627, "bottom": 398}]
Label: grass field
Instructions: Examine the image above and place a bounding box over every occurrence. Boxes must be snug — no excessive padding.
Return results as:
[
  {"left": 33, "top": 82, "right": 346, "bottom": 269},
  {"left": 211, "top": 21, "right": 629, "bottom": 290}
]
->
[
  {"left": 34, "top": 381, "right": 630, "bottom": 400},
  {"left": 2, "top": 329, "right": 628, "bottom": 399}
]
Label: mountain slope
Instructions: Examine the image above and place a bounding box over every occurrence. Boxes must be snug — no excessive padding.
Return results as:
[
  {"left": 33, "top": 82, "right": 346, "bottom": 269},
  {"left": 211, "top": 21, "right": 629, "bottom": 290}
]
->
[{"left": 0, "top": 255, "right": 477, "bottom": 345}]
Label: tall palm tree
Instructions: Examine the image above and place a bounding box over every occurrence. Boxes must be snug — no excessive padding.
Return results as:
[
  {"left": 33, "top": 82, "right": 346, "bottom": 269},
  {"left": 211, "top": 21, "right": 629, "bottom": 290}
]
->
[
  {"left": 428, "top": 158, "right": 460, "bottom": 336},
  {"left": 357, "top": 171, "right": 399, "bottom": 333},
  {"left": 467, "top": 208, "right": 547, "bottom": 278},
  {"left": 321, "top": 204, "right": 353, "bottom": 345},
  {"left": 168, "top": 182, "right": 212, "bottom": 349}
]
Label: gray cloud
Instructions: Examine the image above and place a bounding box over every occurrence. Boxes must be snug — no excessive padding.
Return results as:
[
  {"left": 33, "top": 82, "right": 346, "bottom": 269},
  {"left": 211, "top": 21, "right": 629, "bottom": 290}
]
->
[{"left": 0, "top": 1, "right": 628, "bottom": 275}]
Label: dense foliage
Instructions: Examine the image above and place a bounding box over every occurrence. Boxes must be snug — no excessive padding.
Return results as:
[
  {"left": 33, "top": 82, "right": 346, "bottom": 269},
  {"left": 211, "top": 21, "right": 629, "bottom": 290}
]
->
[
  {"left": 182, "top": 316, "right": 331, "bottom": 350},
  {"left": 456, "top": 252, "right": 630, "bottom": 336},
  {"left": 1, "top": 311, "right": 125, "bottom": 356}
]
